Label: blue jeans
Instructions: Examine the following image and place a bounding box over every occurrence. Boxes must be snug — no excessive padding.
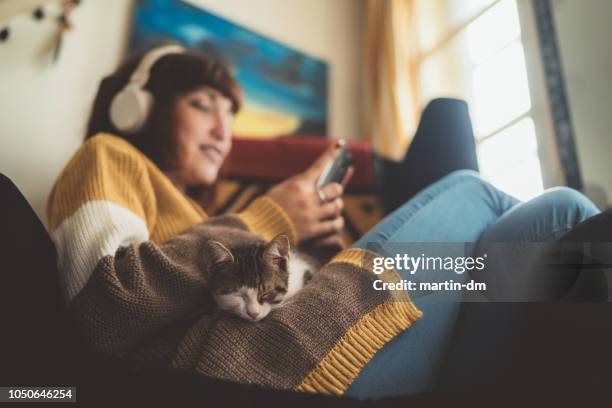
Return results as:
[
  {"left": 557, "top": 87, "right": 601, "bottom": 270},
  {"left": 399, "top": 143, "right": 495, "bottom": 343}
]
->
[{"left": 345, "top": 170, "right": 600, "bottom": 399}]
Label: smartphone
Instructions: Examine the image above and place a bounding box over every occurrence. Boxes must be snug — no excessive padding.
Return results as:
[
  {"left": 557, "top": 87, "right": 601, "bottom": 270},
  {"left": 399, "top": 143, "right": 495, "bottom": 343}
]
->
[{"left": 316, "top": 144, "right": 353, "bottom": 189}]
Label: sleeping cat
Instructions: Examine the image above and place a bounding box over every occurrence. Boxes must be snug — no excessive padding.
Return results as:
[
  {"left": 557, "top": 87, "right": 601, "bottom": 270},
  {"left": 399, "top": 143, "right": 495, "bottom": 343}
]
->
[{"left": 204, "top": 234, "right": 319, "bottom": 322}]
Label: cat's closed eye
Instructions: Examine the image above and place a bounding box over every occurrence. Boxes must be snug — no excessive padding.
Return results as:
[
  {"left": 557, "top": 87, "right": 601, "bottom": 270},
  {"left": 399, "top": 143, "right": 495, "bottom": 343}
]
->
[{"left": 208, "top": 234, "right": 318, "bottom": 322}]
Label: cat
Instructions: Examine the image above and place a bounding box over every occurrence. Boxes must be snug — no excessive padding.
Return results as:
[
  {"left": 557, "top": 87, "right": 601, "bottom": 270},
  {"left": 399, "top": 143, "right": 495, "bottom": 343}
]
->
[{"left": 204, "top": 234, "right": 319, "bottom": 322}]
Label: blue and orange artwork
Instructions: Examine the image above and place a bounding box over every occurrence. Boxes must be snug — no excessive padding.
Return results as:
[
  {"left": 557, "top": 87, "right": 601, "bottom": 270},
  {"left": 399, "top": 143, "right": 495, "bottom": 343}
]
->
[{"left": 129, "top": 0, "right": 329, "bottom": 137}]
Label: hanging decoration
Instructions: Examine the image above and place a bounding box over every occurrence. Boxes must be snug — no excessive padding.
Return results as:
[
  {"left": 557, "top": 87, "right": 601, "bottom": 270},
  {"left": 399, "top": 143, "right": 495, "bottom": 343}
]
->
[
  {"left": 0, "top": 0, "right": 81, "bottom": 61},
  {"left": 53, "top": 0, "right": 80, "bottom": 61},
  {"left": 0, "top": 27, "right": 9, "bottom": 42}
]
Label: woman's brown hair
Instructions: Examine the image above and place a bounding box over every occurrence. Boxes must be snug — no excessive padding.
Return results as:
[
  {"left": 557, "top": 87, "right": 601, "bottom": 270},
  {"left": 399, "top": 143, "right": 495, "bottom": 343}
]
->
[{"left": 85, "top": 49, "right": 242, "bottom": 171}]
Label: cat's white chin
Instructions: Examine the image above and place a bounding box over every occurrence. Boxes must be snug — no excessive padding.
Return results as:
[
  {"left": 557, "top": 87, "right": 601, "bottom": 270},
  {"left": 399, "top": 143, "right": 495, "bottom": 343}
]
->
[{"left": 241, "top": 312, "right": 265, "bottom": 322}]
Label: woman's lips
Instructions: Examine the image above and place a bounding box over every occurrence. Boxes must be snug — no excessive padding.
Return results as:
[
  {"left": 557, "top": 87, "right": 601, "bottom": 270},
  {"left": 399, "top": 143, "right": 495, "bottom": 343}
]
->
[{"left": 200, "top": 145, "right": 222, "bottom": 163}]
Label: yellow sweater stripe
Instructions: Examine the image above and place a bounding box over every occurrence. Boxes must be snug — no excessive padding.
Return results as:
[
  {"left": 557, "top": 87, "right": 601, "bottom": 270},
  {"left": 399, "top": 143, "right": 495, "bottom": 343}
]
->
[
  {"left": 295, "top": 300, "right": 422, "bottom": 395},
  {"left": 294, "top": 247, "right": 423, "bottom": 395}
]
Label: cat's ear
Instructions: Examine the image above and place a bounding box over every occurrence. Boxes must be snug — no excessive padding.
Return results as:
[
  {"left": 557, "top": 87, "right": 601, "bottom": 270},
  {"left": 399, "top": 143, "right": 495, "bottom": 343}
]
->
[
  {"left": 264, "top": 234, "right": 290, "bottom": 267},
  {"left": 204, "top": 240, "right": 235, "bottom": 268}
]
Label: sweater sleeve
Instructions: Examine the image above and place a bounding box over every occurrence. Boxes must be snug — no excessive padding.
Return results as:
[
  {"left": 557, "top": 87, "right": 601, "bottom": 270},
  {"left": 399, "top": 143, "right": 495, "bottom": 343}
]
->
[
  {"left": 236, "top": 196, "right": 298, "bottom": 245},
  {"left": 47, "top": 135, "right": 158, "bottom": 302},
  {"left": 67, "top": 220, "right": 254, "bottom": 354}
]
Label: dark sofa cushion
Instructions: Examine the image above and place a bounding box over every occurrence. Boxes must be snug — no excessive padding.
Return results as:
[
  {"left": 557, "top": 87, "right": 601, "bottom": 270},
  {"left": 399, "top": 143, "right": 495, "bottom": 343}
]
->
[{"left": 0, "top": 174, "right": 64, "bottom": 347}]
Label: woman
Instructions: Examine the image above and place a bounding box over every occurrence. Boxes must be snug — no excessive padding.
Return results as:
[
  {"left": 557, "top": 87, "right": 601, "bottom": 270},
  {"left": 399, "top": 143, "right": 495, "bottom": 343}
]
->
[
  {"left": 48, "top": 46, "right": 348, "bottom": 302},
  {"left": 47, "top": 46, "right": 600, "bottom": 398}
]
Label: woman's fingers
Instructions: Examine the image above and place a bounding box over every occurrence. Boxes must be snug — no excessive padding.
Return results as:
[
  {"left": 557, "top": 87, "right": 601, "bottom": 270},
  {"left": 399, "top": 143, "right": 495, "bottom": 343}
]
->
[
  {"left": 318, "top": 198, "right": 344, "bottom": 219},
  {"left": 311, "top": 183, "right": 345, "bottom": 238},
  {"left": 341, "top": 165, "right": 354, "bottom": 188},
  {"left": 318, "top": 182, "right": 343, "bottom": 202},
  {"left": 309, "top": 215, "right": 345, "bottom": 237},
  {"left": 265, "top": 142, "right": 350, "bottom": 243},
  {"left": 302, "top": 140, "right": 344, "bottom": 183}
]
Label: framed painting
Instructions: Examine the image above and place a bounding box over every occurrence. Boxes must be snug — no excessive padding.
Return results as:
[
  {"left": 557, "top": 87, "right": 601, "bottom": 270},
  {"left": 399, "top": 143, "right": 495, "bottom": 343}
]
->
[{"left": 129, "top": 0, "right": 329, "bottom": 137}]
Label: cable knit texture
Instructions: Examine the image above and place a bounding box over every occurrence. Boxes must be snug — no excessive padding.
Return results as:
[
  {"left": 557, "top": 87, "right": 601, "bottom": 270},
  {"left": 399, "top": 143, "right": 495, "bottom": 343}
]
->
[{"left": 46, "top": 133, "right": 422, "bottom": 395}]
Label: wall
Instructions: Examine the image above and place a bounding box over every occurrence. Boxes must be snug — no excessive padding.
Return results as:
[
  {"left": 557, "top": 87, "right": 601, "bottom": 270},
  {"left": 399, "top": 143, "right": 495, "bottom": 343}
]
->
[
  {"left": 552, "top": 0, "right": 612, "bottom": 209},
  {"left": 0, "top": 0, "right": 134, "bottom": 224},
  {"left": 185, "top": 0, "right": 364, "bottom": 139},
  {"left": 0, "top": 0, "right": 364, "bottom": 224}
]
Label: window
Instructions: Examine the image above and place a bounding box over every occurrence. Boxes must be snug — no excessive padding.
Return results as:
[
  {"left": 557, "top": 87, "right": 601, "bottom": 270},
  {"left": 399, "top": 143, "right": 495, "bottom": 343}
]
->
[{"left": 414, "top": 0, "right": 543, "bottom": 200}]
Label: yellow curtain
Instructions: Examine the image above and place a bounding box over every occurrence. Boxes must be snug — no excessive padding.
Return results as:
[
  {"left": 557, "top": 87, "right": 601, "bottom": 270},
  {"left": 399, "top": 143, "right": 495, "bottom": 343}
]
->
[{"left": 364, "top": 0, "right": 419, "bottom": 161}]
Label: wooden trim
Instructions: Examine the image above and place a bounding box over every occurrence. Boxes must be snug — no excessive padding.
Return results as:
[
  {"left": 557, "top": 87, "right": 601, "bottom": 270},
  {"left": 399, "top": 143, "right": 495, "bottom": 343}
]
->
[{"left": 532, "top": 0, "right": 582, "bottom": 190}]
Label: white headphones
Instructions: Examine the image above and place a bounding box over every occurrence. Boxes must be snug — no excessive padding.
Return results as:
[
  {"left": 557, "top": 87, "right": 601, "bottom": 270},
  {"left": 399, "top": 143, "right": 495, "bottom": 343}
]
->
[{"left": 109, "top": 44, "right": 186, "bottom": 134}]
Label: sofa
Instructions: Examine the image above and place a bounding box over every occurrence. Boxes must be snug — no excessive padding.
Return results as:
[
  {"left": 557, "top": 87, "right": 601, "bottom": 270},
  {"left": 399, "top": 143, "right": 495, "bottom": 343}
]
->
[{"left": 2, "top": 98, "right": 611, "bottom": 406}]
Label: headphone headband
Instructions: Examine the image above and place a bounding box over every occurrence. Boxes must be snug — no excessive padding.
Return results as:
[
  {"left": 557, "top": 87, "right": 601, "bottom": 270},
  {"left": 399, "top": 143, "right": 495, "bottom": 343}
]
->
[{"left": 129, "top": 44, "right": 186, "bottom": 87}]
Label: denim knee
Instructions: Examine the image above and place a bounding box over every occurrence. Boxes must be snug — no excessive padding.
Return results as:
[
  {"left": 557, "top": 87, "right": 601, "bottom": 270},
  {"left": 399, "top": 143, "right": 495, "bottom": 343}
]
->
[
  {"left": 429, "top": 170, "right": 483, "bottom": 192},
  {"left": 438, "top": 169, "right": 481, "bottom": 185},
  {"left": 419, "top": 170, "right": 519, "bottom": 217},
  {"left": 539, "top": 187, "right": 600, "bottom": 226}
]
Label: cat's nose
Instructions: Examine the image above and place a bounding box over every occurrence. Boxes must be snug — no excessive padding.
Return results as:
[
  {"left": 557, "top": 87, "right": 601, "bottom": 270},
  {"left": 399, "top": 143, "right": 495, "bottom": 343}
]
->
[{"left": 247, "top": 310, "right": 260, "bottom": 320}]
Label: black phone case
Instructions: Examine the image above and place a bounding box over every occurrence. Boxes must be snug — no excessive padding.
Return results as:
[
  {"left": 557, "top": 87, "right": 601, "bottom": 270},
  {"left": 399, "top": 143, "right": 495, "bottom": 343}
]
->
[{"left": 316, "top": 146, "right": 352, "bottom": 188}]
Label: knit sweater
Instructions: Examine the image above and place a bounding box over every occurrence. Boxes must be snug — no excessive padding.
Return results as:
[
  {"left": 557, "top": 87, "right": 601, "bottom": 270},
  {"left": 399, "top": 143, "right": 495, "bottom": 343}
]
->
[{"left": 46, "top": 133, "right": 422, "bottom": 395}]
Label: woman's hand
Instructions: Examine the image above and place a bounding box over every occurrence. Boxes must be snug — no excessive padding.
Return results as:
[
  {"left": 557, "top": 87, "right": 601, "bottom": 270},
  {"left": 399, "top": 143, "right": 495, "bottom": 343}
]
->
[{"left": 266, "top": 141, "right": 354, "bottom": 243}]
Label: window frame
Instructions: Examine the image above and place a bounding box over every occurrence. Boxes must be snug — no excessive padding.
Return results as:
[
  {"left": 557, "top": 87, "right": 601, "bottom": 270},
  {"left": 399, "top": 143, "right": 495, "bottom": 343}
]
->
[{"left": 413, "top": 0, "right": 564, "bottom": 195}]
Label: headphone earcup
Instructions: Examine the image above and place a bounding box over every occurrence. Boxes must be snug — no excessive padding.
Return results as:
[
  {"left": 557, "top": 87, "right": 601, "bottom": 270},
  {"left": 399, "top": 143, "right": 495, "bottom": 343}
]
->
[{"left": 109, "top": 85, "right": 154, "bottom": 134}]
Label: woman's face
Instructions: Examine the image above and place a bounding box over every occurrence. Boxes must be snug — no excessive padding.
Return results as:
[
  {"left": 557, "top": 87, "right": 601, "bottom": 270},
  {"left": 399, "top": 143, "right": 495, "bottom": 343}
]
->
[{"left": 168, "top": 86, "right": 234, "bottom": 189}]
